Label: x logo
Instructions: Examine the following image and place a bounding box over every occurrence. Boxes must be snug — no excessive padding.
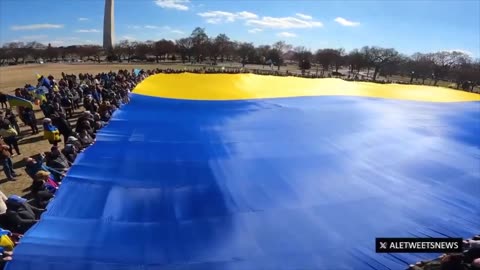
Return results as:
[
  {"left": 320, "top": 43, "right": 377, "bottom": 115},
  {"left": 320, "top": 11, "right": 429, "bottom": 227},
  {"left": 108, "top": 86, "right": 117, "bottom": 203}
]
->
[{"left": 380, "top": 242, "right": 388, "bottom": 249}]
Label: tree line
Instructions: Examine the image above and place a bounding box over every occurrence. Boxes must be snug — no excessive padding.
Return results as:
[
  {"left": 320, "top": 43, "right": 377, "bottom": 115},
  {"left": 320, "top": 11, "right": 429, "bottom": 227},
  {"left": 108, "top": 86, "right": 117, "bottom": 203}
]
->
[{"left": 1, "top": 27, "right": 479, "bottom": 90}]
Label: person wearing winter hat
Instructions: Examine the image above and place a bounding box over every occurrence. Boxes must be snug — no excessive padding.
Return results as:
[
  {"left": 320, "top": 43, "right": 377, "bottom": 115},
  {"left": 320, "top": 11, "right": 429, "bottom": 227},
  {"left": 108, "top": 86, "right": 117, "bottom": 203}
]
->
[
  {"left": 62, "top": 143, "right": 78, "bottom": 163},
  {"left": 43, "top": 118, "right": 61, "bottom": 146},
  {"left": 5, "top": 195, "right": 43, "bottom": 234},
  {"left": 45, "top": 146, "right": 70, "bottom": 175},
  {"left": 67, "top": 136, "right": 83, "bottom": 151}
]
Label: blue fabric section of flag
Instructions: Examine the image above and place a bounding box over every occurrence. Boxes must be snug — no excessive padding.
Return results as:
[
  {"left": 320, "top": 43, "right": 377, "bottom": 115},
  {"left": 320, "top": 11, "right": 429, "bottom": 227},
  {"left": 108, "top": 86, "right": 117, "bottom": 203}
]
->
[
  {"left": 6, "top": 94, "right": 480, "bottom": 270},
  {"left": 39, "top": 77, "right": 51, "bottom": 90}
]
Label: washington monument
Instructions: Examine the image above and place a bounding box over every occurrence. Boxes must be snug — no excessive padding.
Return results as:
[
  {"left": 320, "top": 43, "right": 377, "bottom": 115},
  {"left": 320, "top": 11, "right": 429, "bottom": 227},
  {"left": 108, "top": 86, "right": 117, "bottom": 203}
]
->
[{"left": 103, "top": 0, "right": 114, "bottom": 52}]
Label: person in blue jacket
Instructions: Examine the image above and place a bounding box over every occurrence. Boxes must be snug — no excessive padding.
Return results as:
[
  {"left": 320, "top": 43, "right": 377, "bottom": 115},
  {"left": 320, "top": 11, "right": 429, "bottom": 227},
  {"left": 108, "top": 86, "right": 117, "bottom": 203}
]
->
[{"left": 37, "top": 76, "right": 52, "bottom": 92}]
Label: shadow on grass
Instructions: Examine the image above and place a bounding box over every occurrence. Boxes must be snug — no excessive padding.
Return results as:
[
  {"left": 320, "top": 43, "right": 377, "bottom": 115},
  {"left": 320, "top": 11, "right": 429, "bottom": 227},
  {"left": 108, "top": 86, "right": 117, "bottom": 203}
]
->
[
  {"left": 0, "top": 178, "right": 11, "bottom": 185},
  {"left": 13, "top": 158, "right": 27, "bottom": 170},
  {"left": 22, "top": 191, "right": 34, "bottom": 200},
  {"left": 18, "top": 135, "right": 45, "bottom": 145}
]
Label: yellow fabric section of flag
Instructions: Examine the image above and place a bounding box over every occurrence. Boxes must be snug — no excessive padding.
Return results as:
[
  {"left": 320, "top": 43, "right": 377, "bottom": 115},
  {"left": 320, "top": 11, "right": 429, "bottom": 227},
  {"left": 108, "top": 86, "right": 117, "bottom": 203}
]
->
[{"left": 133, "top": 73, "right": 480, "bottom": 102}]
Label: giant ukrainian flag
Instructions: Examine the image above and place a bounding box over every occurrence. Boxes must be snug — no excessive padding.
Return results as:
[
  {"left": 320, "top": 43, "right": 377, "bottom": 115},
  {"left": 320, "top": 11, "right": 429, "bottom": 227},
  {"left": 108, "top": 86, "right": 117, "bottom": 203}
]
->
[{"left": 7, "top": 74, "right": 480, "bottom": 270}]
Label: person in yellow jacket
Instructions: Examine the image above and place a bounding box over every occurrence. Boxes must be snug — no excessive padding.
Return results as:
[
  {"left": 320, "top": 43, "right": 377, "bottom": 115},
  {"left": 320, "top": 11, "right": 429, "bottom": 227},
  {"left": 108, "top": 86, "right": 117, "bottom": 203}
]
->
[
  {"left": 42, "top": 118, "right": 61, "bottom": 146},
  {"left": 0, "top": 124, "right": 21, "bottom": 156}
]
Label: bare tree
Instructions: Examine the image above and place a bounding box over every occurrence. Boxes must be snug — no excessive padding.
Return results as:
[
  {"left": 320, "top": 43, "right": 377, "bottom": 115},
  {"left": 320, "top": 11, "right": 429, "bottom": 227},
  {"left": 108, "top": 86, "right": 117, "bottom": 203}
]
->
[
  {"left": 256, "top": 45, "right": 271, "bottom": 68},
  {"left": 190, "top": 27, "right": 209, "bottom": 63},
  {"left": 76, "top": 46, "right": 90, "bottom": 61},
  {"left": 346, "top": 49, "right": 366, "bottom": 75},
  {"left": 176, "top": 37, "right": 193, "bottom": 63},
  {"left": 80, "top": 45, "right": 103, "bottom": 62},
  {"left": 314, "top": 49, "right": 341, "bottom": 75},
  {"left": 4, "top": 42, "right": 27, "bottom": 63},
  {"left": 271, "top": 41, "right": 292, "bottom": 70},
  {"left": 57, "top": 47, "right": 65, "bottom": 62},
  {"left": 333, "top": 48, "right": 345, "bottom": 72},
  {"left": 207, "top": 34, "right": 233, "bottom": 64},
  {"left": 236, "top": 42, "right": 255, "bottom": 67},
  {"left": 0, "top": 47, "right": 7, "bottom": 65},
  {"left": 405, "top": 53, "right": 434, "bottom": 84},
  {"left": 430, "top": 51, "right": 471, "bottom": 86},
  {"left": 135, "top": 41, "right": 152, "bottom": 61},
  {"left": 445, "top": 55, "right": 477, "bottom": 90},
  {"left": 267, "top": 48, "right": 283, "bottom": 70},
  {"left": 44, "top": 43, "right": 60, "bottom": 62},
  {"left": 273, "top": 41, "right": 293, "bottom": 54},
  {"left": 116, "top": 40, "right": 136, "bottom": 62},
  {"left": 294, "top": 47, "right": 313, "bottom": 74},
  {"left": 213, "top": 34, "right": 232, "bottom": 63},
  {"left": 360, "top": 46, "right": 375, "bottom": 77},
  {"left": 205, "top": 39, "right": 217, "bottom": 64},
  {"left": 64, "top": 46, "right": 79, "bottom": 62},
  {"left": 380, "top": 54, "right": 406, "bottom": 79},
  {"left": 152, "top": 39, "right": 175, "bottom": 62},
  {"left": 112, "top": 42, "right": 126, "bottom": 61},
  {"left": 25, "top": 41, "right": 46, "bottom": 62},
  {"left": 367, "top": 47, "right": 400, "bottom": 81}
]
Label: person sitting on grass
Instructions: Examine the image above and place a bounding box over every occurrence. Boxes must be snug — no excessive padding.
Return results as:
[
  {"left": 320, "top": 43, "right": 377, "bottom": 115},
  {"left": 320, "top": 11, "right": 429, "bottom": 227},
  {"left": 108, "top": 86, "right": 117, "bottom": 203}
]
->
[
  {"left": 67, "top": 135, "right": 84, "bottom": 152},
  {"left": 62, "top": 143, "right": 78, "bottom": 164},
  {"left": 75, "top": 111, "right": 95, "bottom": 134},
  {"left": 45, "top": 146, "right": 70, "bottom": 176},
  {"left": 5, "top": 195, "right": 44, "bottom": 234},
  {"left": 33, "top": 171, "right": 59, "bottom": 194},
  {"left": 30, "top": 171, "right": 57, "bottom": 208},
  {"left": 24, "top": 154, "right": 63, "bottom": 182},
  {"left": 98, "top": 101, "right": 113, "bottom": 121},
  {"left": 93, "top": 113, "right": 106, "bottom": 132},
  {"left": 78, "top": 129, "right": 94, "bottom": 148},
  {"left": 77, "top": 120, "right": 96, "bottom": 139}
]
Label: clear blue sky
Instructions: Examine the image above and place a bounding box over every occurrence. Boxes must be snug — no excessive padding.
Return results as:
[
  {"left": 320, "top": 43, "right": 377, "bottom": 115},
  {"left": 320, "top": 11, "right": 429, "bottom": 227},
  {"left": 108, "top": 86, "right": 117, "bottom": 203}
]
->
[{"left": 1, "top": 0, "right": 479, "bottom": 57}]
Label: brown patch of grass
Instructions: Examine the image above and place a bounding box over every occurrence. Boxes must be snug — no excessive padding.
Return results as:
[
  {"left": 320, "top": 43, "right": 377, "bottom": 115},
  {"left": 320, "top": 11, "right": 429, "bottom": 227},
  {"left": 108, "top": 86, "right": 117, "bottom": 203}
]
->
[{"left": 0, "top": 123, "right": 53, "bottom": 196}]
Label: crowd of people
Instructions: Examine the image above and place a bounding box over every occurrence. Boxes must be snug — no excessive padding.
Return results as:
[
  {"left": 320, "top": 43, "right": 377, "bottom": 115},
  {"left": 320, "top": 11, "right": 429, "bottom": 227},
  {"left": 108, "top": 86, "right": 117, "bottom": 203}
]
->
[
  {"left": 409, "top": 236, "right": 480, "bottom": 270},
  {"left": 0, "top": 68, "right": 142, "bottom": 268},
  {"left": 0, "top": 67, "right": 477, "bottom": 269}
]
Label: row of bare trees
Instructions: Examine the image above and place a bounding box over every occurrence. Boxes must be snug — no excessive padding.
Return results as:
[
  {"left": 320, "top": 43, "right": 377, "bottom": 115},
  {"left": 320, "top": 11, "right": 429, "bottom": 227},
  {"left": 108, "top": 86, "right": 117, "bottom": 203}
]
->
[
  {"left": 0, "top": 42, "right": 104, "bottom": 64},
  {"left": 1, "top": 27, "right": 479, "bottom": 89},
  {"left": 110, "top": 28, "right": 290, "bottom": 69},
  {"left": 294, "top": 46, "right": 479, "bottom": 87}
]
